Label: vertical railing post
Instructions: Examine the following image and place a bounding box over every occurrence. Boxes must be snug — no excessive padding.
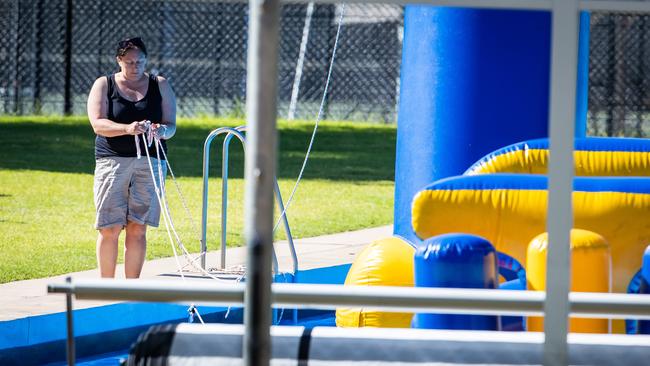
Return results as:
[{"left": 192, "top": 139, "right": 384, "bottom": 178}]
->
[
  {"left": 544, "top": 1, "right": 579, "bottom": 365},
  {"left": 221, "top": 135, "right": 231, "bottom": 270},
  {"left": 243, "top": 0, "right": 280, "bottom": 364},
  {"left": 65, "top": 277, "right": 75, "bottom": 366}
]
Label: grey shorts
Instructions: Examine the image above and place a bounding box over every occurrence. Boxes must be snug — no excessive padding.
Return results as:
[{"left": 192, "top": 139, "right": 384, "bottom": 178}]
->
[{"left": 94, "top": 156, "right": 167, "bottom": 229}]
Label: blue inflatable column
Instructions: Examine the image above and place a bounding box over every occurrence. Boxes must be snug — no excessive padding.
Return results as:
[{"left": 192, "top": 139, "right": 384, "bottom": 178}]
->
[
  {"left": 394, "top": 7, "right": 551, "bottom": 243},
  {"left": 413, "top": 234, "right": 499, "bottom": 330}
]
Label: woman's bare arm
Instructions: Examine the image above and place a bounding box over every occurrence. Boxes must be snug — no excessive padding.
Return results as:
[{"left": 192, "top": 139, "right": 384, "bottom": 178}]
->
[
  {"left": 87, "top": 77, "right": 146, "bottom": 137},
  {"left": 154, "top": 76, "right": 177, "bottom": 140}
]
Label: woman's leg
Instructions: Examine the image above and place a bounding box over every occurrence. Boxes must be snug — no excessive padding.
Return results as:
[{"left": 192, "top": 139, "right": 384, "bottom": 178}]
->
[
  {"left": 124, "top": 221, "right": 147, "bottom": 278},
  {"left": 97, "top": 225, "right": 122, "bottom": 278}
]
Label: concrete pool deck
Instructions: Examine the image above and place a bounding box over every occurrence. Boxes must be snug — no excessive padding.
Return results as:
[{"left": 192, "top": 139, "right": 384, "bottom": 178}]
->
[{"left": 0, "top": 225, "right": 392, "bottom": 322}]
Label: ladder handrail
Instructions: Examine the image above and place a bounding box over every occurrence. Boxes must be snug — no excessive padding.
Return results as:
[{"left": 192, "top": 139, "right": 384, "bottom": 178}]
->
[
  {"left": 222, "top": 127, "right": 280, "bottom": 274},
  {"left": 201, "top": 126, "right": 298, "bottom": 275},
  {"left": 235, "top": 126, "right": 299, "bottom": 275},
  {"left": 201, "top": 127, "right": 244, "bottom": 270}
]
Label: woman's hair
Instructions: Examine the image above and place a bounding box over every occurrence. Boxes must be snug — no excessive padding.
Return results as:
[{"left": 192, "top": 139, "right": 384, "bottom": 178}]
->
[{"left": 116, "top": 37, "right": 147, "bottom": 58}]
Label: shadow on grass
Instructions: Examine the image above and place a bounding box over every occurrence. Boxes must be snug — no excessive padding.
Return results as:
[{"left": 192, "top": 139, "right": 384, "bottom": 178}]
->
[{"left": 0, "top": 120, "right": 396, "bottom": 181}]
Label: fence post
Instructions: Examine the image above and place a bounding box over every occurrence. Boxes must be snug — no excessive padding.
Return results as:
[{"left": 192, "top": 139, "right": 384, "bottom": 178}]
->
[
  {"left": 636, "top": 14, "right": 648, "bottom": 137},
  {"left": 12, "top": 0, "right": 21, "bottom": 115},
  {"left": 321, "top": 5, "right": 337, "bottom": 121},
  {"left": 97, "top": 0, "right": 104, "bottom": 77},
  {"left": 63, "top": 0, "right": 73, "bottom": 115},
  {"left": 212, "top": 3, "right": 222, "bottom": 116},
  {"left": 33, "top": 0, "right": 43, "bottom": 115}
]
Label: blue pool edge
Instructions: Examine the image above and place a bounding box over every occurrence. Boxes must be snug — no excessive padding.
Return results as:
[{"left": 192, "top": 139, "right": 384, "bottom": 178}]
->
[{"left": 0, "top": 264, "right": 351, "bottom": 365}]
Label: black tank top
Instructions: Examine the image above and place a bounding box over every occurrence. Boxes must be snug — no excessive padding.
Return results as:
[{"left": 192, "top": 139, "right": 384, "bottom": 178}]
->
[{"left": 94, "top": 73, "right": 167, "bottom": 159}]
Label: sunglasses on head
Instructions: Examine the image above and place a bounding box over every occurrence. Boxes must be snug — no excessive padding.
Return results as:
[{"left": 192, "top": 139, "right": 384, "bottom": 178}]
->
[
  {"left": 119, "top": 37, "right": 143, "bottom": 49},
  {"left": 117, "top": 37, "right": 147, "bottom": 57}
]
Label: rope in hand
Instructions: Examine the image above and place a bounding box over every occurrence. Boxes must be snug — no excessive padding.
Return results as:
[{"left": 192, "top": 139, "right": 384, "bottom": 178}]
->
[
  {"left": 138, "top": 122, "right": 241, "bottom": 324},
  {"left": 138, "top": 122, "right": 231, "bottom": 283},
  {"left": 138, "top": 121, "right": 211, "bottom": 270}
]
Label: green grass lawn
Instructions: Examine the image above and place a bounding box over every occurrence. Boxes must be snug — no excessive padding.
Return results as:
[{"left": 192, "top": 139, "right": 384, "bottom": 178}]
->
[{"left": 0, "top": 116, "right": 396, "bottom": 283}]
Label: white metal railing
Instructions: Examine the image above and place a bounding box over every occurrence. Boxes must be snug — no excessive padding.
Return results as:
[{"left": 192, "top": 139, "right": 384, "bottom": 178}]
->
[
  {"left": 48, "top": 279, "right": 650, "bottom": 320},
  {"left": 545, "top": 1, "right": 578, "bottom": 364},
  {"left": 200, "top": 126, "right": 298, "bottom": 275}
]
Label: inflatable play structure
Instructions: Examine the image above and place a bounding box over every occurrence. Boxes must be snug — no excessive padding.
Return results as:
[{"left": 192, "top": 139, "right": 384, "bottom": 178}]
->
[
  {"left": 337, "top": 7, "right": 650, "bottom": 334},
  {"left": 338, "top": 139, "right": 650, "bottom": 334}
]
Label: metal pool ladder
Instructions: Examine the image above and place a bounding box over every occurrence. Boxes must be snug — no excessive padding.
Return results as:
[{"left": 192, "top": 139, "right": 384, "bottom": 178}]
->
[{"left": 200, "top": 125, "right": 298, "bottom": 276}]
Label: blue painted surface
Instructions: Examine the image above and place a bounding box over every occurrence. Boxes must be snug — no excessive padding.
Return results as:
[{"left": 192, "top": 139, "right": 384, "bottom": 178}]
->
[
  {"left": 42, "top": 312, "right": 338, "bottom": 366},
  {"left": 295, "top": 263, "right": 351, "bottom": 285},
  {"left": 1, "top": 303, "right": 234, "bottom": 366},
  {"left": 47, "top": 349, "right": 128, "bottom": 366},
  {"left": 413, "top": 234, "right": 499, "bottom": 330},
  {"left": 0, "top": 264, "right": 351, "bottom": 366},
  {"left": 394, "top": 6, "right": 551, "bottom": 244},
  {"left": 575, "top": 11, "right": 590, "bottom": 138}
]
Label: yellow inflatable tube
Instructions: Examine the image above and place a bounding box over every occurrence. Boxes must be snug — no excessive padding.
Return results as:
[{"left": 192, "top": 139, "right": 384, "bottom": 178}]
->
[
  {"left": 412, "top": 174, "right": 650, "bottom": 295},
  {"left": 526, "top": 229, "right": 611, "bottom": 333},
  {"left": 336, "top": 237, "right": 415, "bottom": 328},
  {"left": 465, "top": 137, "right": 650, "bottom": 176}
]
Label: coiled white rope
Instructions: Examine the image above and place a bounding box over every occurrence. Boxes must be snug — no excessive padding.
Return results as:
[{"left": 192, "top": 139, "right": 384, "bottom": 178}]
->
[
  {"left": 140, "top": 124, "right": 230, "bottom": 283},
  {"left": 156, "top": 144, "right": 205, "bottom": 270}
]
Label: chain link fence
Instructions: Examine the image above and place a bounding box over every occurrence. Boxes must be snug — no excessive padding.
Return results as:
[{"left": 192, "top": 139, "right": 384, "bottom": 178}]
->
[
  {"left": 1, "top": 1, "right": 649, "bottom": 131},
  {"left": 0, "top": 0, "right": 402, "bottom": 122},
  {"left": 589, "top": 12, "right": 650, "bottom": 137}
]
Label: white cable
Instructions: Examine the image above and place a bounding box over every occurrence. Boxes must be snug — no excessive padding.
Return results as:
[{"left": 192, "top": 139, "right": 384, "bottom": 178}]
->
[
  {"left": 146, "top": 138, "right": 226, "bottom": 323},
  {"left": 224, "top": 272, "right": 246, "bottom": 320},
  {"left": 135, "top": 134, "right": 142, "bottom": 159},
  {"left": 189, "top": 304, "right": 205, "bottom": 324},
  {"left": 159, "top": 146, "right": 200, "bottom": 237},
  {"left": 136, "top": 126, "right": 247, "bottom": 325},
  {"left": 157, "top": 146, "right": 204, "bottom": 267},
  {"left": 152, "top": 163, "right": 226, "bottom": 281},
  {"left": 143, "top": 133, "right": 185, "bottom": 280},
  {"left": 273, "top": 4, "right": 346, "bottom": 234}
]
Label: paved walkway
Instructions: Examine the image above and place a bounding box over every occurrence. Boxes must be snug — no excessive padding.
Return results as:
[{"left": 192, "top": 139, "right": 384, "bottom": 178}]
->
[{"left": 0, "top": 225, "right": 392, "bottom": 322}]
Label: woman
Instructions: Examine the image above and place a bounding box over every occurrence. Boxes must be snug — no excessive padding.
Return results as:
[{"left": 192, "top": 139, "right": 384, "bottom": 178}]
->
[{"left": 87, "top": 37, "right": 176, "bottom": 278}]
